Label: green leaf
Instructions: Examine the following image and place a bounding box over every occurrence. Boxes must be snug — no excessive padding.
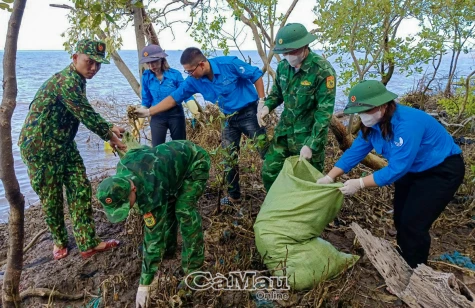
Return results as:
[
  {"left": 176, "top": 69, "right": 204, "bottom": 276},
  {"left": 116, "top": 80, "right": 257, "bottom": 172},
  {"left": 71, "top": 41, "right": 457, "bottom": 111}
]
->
[
  {"left": 92, "top": 14, "right": 102, "bottom": 28},
  {"left": 0, "top": 3, "right": 10, "bottom": 10},
  {"left": 92, "top": 2, "right": 102, "bottom": 12},
  {"left": 79, "top": 16, "right": 88, "bottom": 25},
  {"left": 2, "top": 0, "right": 14, "bottom": 3},
  {"left": 104, "top": 13, "right": 115, "bottom": 24}
]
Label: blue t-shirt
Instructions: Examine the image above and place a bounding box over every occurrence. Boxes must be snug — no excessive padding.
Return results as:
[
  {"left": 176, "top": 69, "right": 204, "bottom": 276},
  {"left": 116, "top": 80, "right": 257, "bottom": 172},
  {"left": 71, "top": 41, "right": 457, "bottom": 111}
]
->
[
  {"left": 141, "top": 68, "right": 185, "bottom": 118},
  {"left": 335, "top": 104, "right": 462, "bottom": 186},
  {"left": 170, "top": 56, "right": 263, "bottom": 115}
]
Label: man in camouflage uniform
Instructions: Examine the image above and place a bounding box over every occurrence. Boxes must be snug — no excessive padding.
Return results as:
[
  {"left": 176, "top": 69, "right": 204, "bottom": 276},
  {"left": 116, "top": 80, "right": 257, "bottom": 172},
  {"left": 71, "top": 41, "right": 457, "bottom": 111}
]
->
[
  {"left": 18, "top": 39, "right": 126, "bottom": 260},
  {"left": 96, "top": 140, "right": 210, "bottom": 308},
  {"left": 258, "top": 23, "right": 336, "bottom": 191}
]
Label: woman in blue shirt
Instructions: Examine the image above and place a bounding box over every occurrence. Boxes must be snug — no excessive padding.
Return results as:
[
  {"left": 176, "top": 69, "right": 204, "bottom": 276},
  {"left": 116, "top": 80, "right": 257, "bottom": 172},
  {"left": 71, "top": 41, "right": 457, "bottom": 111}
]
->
[
  {"left": 317, "top": 80, "right": 465, "bottom": 269},
  {"left": 140, "top": 45, "right": 186, "bottom": 146}
]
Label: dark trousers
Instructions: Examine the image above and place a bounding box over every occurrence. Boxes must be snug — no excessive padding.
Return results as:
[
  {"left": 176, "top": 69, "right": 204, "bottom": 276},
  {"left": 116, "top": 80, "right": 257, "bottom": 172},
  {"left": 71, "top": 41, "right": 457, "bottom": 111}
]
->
[
  {"left": 222, "top": 102, "right": 267, "bottom": 199},
  {"left": 150, "top": 116, "right": 186, "bottom": 147},
  {"left": 393, "top": 154, "right": 465, "bottom": 268}
]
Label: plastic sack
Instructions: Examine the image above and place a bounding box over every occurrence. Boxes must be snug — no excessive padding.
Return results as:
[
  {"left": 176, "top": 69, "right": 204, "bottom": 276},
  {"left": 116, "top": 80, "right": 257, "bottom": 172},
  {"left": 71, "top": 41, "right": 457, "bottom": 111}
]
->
[{"left": 254, "top": 156, "right": 359, "bottom": 290}]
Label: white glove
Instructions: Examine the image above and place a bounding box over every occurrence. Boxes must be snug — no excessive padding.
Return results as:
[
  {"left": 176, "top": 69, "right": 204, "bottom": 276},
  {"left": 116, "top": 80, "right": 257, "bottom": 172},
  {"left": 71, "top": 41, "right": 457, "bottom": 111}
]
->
[
  {"left": 299, "top": 145, "right": 312, "bottom": 161},
  {"left": 339, "top": 178, "right": 365, "bottom": 196},
  {"left": 257, "top": 105, "right": 269, "bottom": 127},
  {"left": 134, "top": 107, "right": 150, "bottom": 118},
  {"left": 135, "top": 285, "right": 150, "bottom": 308},
  {"left": 317, "top": 175, "right": 334, "bottom": 184}
]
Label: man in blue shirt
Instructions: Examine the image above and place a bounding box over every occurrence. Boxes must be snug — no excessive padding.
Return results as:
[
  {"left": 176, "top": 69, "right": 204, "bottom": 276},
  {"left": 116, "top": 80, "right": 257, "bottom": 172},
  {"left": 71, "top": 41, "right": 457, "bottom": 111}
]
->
[
  {"left": 134, "top": 47, "right": 267, "bottom": 205},
  {"left": 317, "top": 80, "right": 465, "bottom": 270}
]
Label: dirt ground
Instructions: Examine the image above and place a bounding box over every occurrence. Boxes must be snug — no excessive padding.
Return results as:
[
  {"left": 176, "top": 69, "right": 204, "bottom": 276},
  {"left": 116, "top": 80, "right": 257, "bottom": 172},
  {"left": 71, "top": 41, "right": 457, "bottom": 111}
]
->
[{"left": 1, "top": 129, "right": 475, "bottom": 307}]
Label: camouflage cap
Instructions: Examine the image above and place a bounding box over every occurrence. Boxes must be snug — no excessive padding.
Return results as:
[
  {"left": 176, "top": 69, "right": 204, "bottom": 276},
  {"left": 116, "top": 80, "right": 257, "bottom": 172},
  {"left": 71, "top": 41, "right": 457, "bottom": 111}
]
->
[
  {"left": 96, "top": 175, "right": 132, "bottom": 223},
  {"left": 76, "top": 39, "right": 110, "bottom": 64}
]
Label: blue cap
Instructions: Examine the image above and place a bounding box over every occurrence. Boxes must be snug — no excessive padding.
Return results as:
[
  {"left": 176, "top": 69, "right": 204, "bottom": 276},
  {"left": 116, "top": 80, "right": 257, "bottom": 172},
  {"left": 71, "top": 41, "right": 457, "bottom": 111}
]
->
[{"left": 139, "top": 45, "right": 168, "bottom": 64}]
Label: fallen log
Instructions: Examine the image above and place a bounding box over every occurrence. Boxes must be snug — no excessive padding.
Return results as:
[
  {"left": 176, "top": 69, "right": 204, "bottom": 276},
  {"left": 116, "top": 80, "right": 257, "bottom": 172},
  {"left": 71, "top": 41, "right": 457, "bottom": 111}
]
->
[
  {"left": 330, "top": 115, "right": 387, "bottom": 171},
  {"left": 351, "top": 222, "right": 475, "bottom": 307}
]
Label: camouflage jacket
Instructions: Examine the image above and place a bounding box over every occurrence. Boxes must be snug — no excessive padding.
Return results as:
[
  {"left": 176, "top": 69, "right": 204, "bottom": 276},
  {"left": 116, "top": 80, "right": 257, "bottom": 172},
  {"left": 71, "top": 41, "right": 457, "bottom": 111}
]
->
[
  {"left": 18, "top": 64, "right": 112, "bottom": 158},
  {"left": 265, "top": 51, "right": 336, "bottom": 152},
  {"left": 116, "top": 141, "right": 209, "bottom": 285}
]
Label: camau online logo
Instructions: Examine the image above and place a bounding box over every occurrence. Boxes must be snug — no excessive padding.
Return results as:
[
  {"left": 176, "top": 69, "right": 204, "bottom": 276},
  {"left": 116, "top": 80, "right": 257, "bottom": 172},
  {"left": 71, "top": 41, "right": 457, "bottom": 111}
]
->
[{"left": 185, "top": 271, "right": 290, "bottom": 292}]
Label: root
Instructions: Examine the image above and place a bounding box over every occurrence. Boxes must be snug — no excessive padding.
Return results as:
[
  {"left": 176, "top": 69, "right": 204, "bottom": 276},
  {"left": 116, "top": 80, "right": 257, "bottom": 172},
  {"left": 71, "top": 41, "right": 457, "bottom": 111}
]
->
[
  {"left": 20, "top": 288, "right": 87, "bottom": 301},
  {"left": 0, "top": 228, "right": 48, "bottom": 267}
]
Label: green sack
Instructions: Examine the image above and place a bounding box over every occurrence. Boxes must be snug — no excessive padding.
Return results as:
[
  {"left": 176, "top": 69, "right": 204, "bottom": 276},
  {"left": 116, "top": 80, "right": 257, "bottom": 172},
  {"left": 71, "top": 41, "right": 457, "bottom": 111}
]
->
[{"left": 254, "top": 156, "right": 359, "bottom": 290}]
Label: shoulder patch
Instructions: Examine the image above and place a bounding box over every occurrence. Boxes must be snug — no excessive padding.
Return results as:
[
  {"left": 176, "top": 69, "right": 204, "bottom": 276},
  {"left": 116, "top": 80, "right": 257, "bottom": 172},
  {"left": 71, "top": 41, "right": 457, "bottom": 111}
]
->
[
  {"left": 326, "top": 76, "right": 335, "bottom": 89},
  {"left": 144, "top": 212, "right": 156, "bottom": 228},
  {"left": 301, "top": 80, "right": 311, "bottom": 86}
]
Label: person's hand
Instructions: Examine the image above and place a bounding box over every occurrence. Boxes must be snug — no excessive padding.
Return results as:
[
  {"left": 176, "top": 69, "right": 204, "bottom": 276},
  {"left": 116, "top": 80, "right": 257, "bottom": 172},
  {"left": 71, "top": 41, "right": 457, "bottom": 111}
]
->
[
  {"left": 111, "top": 125, "right": 125, "bottom": 138},
  {"left": 134, "top": 107, "right": 150, "bottom": 118},
  {"left": 317, "top": 175, "right": 334, "bottom": 184},
  {"left": 258, "top": 97, "right": 266, "bottom": 109},
  {"left": 299, "top": 145, "right": 312, "bottom": 161},
  {"left": 135, "top": 285, "right": 150, "bottom": 308},
  {"left": 257, "top": 105, "right": 269, "bottom": 127},
  {"left": 339, "top": 178, "right": 365, "bottom": 196},
  {"left": 109, "top": 133, "right": 127, "bottom": 151}
]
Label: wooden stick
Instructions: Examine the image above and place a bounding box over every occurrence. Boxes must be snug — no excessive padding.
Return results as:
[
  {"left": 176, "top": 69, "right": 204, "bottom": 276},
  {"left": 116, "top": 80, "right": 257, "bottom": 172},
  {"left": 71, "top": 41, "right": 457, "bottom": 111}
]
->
[{"left": 429, "top": 260, "right": 475, "bottom": 277}]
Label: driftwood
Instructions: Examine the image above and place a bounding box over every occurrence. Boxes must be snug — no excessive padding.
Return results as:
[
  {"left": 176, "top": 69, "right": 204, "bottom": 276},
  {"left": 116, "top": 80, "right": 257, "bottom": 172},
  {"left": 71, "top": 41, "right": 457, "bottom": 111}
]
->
[
  {"left": 351, "top": 222, "right": 475, "bottom": 307},
  {"left": 329, "top": 115, "right": 387, "bottom": 171}
]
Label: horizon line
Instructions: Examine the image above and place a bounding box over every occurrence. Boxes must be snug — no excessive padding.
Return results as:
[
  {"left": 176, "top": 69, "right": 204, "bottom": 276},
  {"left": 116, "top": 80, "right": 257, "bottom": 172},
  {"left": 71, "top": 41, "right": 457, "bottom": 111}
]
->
[{"left": 0, "top": 49, "right": 324, "bottom": 52}]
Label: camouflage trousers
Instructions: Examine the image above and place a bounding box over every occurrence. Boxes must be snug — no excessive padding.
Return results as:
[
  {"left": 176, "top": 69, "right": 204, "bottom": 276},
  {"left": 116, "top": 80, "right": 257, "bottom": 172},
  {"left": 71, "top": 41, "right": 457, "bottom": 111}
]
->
[
  {"left": 21, "top": 147, "right": 100, "bottom": 252},
  {"left": 140, "top": 158, "right": 209, "bottom": 285},
  {"left": 262, "top": 133, "right": 325, "bottom": 191}
]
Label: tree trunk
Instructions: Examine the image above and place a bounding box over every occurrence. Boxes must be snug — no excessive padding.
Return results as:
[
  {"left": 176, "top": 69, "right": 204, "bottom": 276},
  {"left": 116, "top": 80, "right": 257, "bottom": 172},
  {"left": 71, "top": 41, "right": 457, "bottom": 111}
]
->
[
  {"left": 329, "top": 115, "right": 387, "bottom": 171},
  {"left": 381, "top": 34, "right": 395, "bottom": 86},
  {"left": 1, "top": 0, "right": 27, "bottom": 307},
  {"left": 97, "top": 30, "right": 141, "bottom": 98},
  {"left": 141, "top": 8, "right": 159, "bottom": 46},
  {"left": 351, "top": 223, "right": 475, "bottom": 308},
  {"left": 133, "top": 2, "right": 146, "bottom": 86}
]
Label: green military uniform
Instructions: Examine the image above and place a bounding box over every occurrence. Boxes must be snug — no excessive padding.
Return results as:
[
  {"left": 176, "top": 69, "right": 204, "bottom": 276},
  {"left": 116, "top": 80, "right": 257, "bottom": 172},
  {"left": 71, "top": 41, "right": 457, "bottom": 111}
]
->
[
  {"left": 18, "top": 39, "right": 112, "bottom": 252},
  {"left": 96, "top": 141, "right": 210, "bottom": 286},
  {"left": 261, "top": 24, "right": 336, "bottom": 191}
]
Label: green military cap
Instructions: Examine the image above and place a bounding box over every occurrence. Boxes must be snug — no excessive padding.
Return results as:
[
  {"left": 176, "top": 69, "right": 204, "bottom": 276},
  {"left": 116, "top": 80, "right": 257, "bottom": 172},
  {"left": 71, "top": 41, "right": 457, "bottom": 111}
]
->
[
  {"left": 96, "top": 175, "right": 132, "bottom": 223},
  {"left": 76, "top": 39, "right": 110, "bottom": 64},
  {"left": 343, "top": 80, "right": 398, "bottom": 114},
  {"left": 273, "top": 23, "right": 317, "bottom": 54}
]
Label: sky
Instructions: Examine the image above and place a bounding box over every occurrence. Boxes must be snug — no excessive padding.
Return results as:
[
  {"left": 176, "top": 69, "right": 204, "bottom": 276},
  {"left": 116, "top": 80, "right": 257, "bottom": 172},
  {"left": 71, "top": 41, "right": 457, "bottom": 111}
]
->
[{"left": 0, "top": 0, "right": 420, "bottom": 51}]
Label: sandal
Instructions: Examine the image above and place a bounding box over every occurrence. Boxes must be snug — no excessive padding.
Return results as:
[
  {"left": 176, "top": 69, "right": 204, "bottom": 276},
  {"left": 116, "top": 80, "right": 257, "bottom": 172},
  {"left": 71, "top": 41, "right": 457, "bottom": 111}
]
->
[
  {"left": 220, "top": 196, "right": 241, "bottom": 206},
  {"left": 53, "top": 246, "right": 68, "bottom": 260},
  {"left": 80, "top": 239, "right": 120, "bottom": 259}
]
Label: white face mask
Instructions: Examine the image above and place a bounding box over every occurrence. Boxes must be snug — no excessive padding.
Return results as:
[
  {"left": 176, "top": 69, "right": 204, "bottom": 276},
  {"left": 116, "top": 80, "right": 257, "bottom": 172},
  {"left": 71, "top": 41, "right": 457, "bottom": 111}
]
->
[
  {"left": 359, "top": 108, "right": 383, "bottom": 127},
  {"left": 284, "top": 49, "right": 304, "bottom": 67}
]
